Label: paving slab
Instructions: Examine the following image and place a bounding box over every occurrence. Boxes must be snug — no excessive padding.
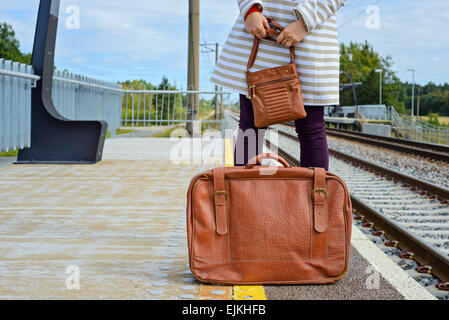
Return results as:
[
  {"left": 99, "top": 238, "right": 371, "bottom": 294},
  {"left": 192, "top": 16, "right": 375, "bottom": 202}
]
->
[
  {"left": 0, "top": 157, "right": 15, "bottom": 168},
  {"left": 117, "top": 126, "right": 176, "bottom": 138},
  {"left": 0, "top": 138, "right": 221, "bottom": 299}
]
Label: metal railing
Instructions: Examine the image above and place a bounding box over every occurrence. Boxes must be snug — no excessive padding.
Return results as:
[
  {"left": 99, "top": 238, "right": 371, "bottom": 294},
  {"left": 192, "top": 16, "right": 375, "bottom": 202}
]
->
[
  {"left": 121, "top": 87, "right": 232, "bottom": 129},
  {"left": 0, "top": 58, "right": 233, "bottom": 152},
  {"left": 0, "top": 60, "right": 35, "bottom": 153},
  {"left": 52, "top": 70, "right": 122, "bottom": 137},
  {"left": 390, "top": 106, "right": 449, "bottom": 145},
  {"left": 1, "top": 59, "right": 121, "bottom": 152}
]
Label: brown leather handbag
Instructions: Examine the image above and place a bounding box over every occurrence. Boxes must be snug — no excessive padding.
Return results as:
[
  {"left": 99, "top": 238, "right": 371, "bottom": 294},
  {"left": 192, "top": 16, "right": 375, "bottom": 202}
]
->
[
  {"left": 247, "top": 17, "right": 307, "bottom": 128},
  {"left": 186, "top": 153, "right": 353, "bottom": 285}
]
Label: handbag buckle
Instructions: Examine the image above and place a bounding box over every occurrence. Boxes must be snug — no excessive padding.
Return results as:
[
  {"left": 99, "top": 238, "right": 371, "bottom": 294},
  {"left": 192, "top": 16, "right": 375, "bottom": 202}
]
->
[{"left": 249, "top": 85, "right": 256, "bottom": 100}]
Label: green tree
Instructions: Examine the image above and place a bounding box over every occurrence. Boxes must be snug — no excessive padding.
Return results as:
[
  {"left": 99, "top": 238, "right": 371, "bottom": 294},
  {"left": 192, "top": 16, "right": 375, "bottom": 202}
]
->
[
  {"left": 0, "top": 22, "right": 31, "bottom": 64},
  {"left": 339, "top": 41, "right": 406, "bottom": 113}
]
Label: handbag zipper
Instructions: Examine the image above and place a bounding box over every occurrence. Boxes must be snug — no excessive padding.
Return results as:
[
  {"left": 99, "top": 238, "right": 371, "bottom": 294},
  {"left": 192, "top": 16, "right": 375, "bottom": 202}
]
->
[{"left": 249, "top": 76, "right": 298, "bottom": 99}]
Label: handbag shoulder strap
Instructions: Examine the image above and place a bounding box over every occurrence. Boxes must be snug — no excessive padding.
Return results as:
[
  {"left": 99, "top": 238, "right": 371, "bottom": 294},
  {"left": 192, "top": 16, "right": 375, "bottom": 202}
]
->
[{"left": 247, "top": 17, "right": 296, "bottom": 71}]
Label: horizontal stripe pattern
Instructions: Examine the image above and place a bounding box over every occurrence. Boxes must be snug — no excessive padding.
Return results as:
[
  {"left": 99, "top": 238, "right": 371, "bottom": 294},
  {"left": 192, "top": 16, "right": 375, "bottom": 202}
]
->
[{"left": 210, "top": 0, "right": 347, "bottom": 106}]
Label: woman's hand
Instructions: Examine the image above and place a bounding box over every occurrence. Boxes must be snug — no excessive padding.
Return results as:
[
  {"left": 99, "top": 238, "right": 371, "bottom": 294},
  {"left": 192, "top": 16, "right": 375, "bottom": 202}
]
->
[
  {"left": 245, "top": 12, "right": 270, "bottom": 39},
  {"left": 277, "top": 19, "right": 308, "bottom": 48}
]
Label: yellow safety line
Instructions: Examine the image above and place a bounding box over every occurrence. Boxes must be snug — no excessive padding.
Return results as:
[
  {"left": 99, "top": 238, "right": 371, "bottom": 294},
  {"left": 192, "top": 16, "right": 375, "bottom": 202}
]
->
[
  {"left": 224, "top": 138, "right": 234, "bottom": 167},
  {"left": 224, "top": 138, "right": 267, "bottom": 301},
  {"left": 233, "top": 286, "right": 267, "bottom": 300}
]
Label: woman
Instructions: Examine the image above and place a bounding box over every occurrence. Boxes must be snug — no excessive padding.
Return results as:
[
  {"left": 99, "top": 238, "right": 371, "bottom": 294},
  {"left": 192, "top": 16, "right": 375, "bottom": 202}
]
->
[{"left": 210, "top": 0, "right": 347, "bottom": 171}]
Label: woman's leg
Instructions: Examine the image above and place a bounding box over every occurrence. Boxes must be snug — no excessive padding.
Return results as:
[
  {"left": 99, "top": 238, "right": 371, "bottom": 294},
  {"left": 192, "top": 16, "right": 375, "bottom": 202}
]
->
[
  {"left": 294, "top": 106, "right": 329, "bottom": 171},
  {"left": 234, "top": 94, "right": 267, "bottom": 166}
]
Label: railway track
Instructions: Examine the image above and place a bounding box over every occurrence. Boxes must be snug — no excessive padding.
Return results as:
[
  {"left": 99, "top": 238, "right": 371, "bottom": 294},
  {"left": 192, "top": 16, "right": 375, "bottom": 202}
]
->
[
  {"left": 227, "top": 111, "right": 449, "bottom": 298},
  {"left": 285, "top": 122, "right": 449, "bottom": 162}
]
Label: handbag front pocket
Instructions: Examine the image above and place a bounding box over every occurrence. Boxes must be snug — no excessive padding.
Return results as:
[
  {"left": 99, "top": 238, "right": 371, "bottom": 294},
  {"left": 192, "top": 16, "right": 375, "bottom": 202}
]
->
[
  {"left": 253, "top": 78, "right": 306, "bottom": 126},
  {"left": 260, "top": 83, "right": 292, "bottom": 125}
]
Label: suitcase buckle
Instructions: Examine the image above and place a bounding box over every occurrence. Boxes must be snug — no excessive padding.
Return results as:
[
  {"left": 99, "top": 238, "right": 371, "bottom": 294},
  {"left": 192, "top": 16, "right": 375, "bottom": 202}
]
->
[
  {"left": 312, "top": 188, "right": 327, "bottom": 201},
  {"left": 214, "top": 191, "right": 227, "bottom": 201}
]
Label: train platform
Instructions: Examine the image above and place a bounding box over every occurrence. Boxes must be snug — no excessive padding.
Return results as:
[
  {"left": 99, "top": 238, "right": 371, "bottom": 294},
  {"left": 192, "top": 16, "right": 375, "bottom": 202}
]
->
[{"left": 0, "top": 136, "right": 436, "bottom": 300}]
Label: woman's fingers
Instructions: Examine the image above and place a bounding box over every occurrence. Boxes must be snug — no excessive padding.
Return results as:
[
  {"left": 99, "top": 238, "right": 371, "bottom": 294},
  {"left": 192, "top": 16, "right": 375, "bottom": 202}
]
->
[
  {"left": 257, "top": 18, "right": 269, "bottom": 39},
  {"left": 262, "top": 18, "right": 270, "bottom": 30},
  {"left": 278, "top": 31, "right": 295, "bottom": 48},
  {"left": 277, "top": 31, "right": 291, "bottom": 48},
  {"left": 246, "top": 13, "right": 268, "bottom": 39},
  {"left": 277, "top": 20, "right": 307, "bottom": 47},
  {"left": 258, "top": 23, "right": 267, "bottom": 38},
  {"left": 283, "top": 38, "right": 293, "bottom": 48},
  {"left": 277, "top": 31, "right": 285, "bottom": 44}
]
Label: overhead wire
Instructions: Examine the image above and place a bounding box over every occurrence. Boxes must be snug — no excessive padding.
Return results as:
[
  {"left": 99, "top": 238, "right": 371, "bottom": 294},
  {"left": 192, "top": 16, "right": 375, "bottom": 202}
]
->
[{"left": 339, "top": 0, "right": 381, "bottom": 29}]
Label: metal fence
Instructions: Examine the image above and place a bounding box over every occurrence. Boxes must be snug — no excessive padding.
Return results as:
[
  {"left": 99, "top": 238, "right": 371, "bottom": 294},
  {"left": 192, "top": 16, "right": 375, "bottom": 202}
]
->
[
  {"left": 0, "top": 59, "right": 123, "bottom": 152},
  {"left": 52, "top": 70, "right": 122, "bottom": 136},
  {"left": 1, "top": 58, "right": 233, "bottom": 153},
  {"left": 0, "top": 60, "right": 35, "bottom": 153},
  {"left": 121, "top": 87, "right": 232, "bottom": 129},
  {"left": 390, "top": 106, "right": 449, "bottom": 145}
]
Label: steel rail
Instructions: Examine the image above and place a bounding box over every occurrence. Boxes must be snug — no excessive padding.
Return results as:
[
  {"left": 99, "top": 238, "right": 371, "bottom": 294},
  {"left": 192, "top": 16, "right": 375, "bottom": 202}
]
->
[
  {"left": 350, "top": 195, "right": 449, "bottom": 283},
  {"left": 325, "top": 127, "right": 449, "bottom": 162},
  {"left": 326, "top": 127, "right": 449, "bottom": 154}
]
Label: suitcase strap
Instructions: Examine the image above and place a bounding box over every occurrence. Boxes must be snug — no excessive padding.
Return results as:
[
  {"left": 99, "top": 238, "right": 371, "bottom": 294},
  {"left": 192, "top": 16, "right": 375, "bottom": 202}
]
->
[
  {"left": 312, "top": 168, "right": 328, "bottom": 233},
  {"left": 212, "top": 166, "right": 328, "bottom": 235},
  {"left": 213, "top": 167, "right": 228, "bottom": 235}
]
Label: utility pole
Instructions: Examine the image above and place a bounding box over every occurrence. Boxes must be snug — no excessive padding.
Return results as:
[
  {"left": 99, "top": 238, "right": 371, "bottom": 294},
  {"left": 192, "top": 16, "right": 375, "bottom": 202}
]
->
[
  {"left": 407, "top": 68, "right": 415, "bottom": 123},
  {"left": 215, "top": 42, "right": 220, "bottom": 121},
  {"left": 201, "top": 42, "right": 220, "bottom": 120},
  {"left": 187, "top": 0, "right": 200, "bottom": 135},
  {"left": 375, "top": 69, "right": 382, "bottom": 105},
  {"left": 417, "top": 86, "right": 421, "bottom": 121}
]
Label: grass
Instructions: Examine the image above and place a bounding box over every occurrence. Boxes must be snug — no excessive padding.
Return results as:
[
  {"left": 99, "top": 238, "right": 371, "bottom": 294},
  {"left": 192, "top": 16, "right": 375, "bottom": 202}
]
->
[
  {"left": 0, "top": 149, "right": 18, "bottom": 157},
  {"left": 418, "top": 116, "right": 449, "bottom": 126},
  {"left": 152, "top": 126, "right": 181, "bottom": 138},
  {"left": 105, "top": 129, "right": 133, "bottom": 139}
]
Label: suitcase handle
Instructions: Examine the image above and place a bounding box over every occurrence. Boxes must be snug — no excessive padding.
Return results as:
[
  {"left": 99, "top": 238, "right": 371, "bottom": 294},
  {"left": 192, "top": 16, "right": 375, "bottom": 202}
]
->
[{"left": 245, "top": 153, "right": 291, "bottom": 169}]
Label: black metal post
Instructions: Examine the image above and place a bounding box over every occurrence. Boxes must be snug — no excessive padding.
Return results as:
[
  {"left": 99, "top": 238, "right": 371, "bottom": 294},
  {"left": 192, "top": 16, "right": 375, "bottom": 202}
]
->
[
  {"left": 340, "top": 70, "right": 358, "bottom": 107},
  {"left": 17, "top": 0, "right": 107, "bottom": 164}
]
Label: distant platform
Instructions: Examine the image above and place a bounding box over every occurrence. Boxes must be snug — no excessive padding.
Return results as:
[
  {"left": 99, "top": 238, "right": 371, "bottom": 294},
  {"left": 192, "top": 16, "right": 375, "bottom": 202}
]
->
[{"left": 324, "top": 116, "right": 357, "bottom": 124}]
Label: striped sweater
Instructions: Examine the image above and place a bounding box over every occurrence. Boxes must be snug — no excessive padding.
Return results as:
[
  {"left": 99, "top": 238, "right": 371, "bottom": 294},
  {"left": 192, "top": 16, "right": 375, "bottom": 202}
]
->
[{"left": 210, "top": 0, "right": 347, "bottom": 106}]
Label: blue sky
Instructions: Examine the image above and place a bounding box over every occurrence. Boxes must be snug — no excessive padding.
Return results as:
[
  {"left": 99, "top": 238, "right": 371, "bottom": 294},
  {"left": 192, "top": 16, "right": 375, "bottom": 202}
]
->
[{"left": 2, "top": 0, "right": 449, "bottom": 94}]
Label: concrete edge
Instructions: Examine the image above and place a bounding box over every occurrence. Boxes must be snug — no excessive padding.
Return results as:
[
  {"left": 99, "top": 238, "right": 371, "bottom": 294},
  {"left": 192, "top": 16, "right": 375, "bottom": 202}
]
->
[{"left": 351, "top": 226, "right": 437, "bottom": 300}]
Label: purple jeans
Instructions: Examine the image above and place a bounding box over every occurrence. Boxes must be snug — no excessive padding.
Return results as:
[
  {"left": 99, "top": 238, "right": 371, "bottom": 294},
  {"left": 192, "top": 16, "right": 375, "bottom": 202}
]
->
[{"left": 234, "top": 94, "right": 329, "bottom": 171}]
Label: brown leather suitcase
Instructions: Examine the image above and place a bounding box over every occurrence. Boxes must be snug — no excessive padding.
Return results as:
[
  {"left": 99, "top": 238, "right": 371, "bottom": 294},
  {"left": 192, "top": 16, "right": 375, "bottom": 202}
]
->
[{"left": 186, "top": 153, "right": 352, "bottom": 285}]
